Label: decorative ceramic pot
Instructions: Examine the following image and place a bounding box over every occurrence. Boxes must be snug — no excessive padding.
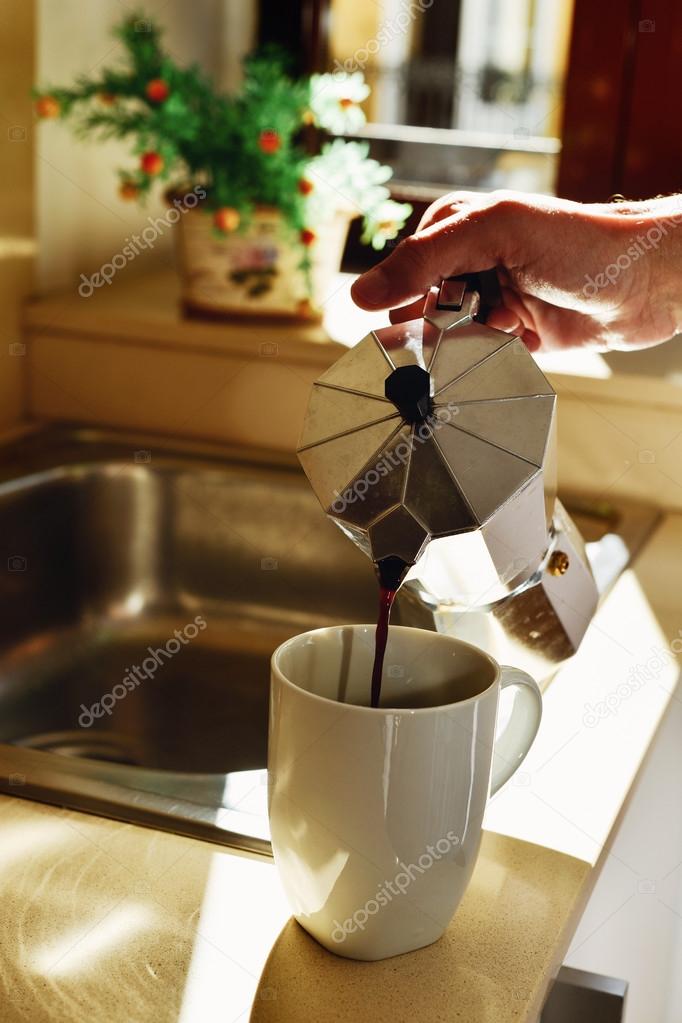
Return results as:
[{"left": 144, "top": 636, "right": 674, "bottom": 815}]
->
[{"left": 172, "top": 200, "right": 355, "bottom": 321}]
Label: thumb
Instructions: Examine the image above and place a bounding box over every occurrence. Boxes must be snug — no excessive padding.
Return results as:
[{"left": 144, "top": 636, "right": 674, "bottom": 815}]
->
[{"left": 351, "top": 204, "right": 515, "bottom": 311}]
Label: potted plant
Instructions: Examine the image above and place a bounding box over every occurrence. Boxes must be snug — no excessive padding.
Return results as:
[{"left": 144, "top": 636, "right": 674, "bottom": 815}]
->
[{"left": 35, "top": 13, "right": 411, "bottom": 320}]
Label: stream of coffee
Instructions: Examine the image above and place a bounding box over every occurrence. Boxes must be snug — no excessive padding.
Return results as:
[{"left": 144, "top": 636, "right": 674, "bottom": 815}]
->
[
  {"left": 370, "top": 557, "right": 408, "bottom": 708},
  {"left": 370, "top": 585, "right": 397, "bottom": 709}
]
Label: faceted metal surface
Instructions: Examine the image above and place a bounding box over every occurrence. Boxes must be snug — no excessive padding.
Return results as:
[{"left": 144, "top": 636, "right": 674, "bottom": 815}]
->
[
  {"left": 442, "top": 394, "right": 555, "bottom": 466},
  {"left": 297, "top": 386, "right": 395, "bottom": 450},
  {"left": 371, "top": 319, "right": 429, "bottom": 369},
  {"left": 403, "top": 474, "right": 551, "bottom": 606},
  {"left": 339, "top": 423, "right": 412, "bottom": 529},
  {"left": 368, "top": 504, "right": 429, "bottom": 564},
  {"left": 298, "top": 292, "right": 559, "bottom": 569},
  {"left": 315, "top": 333, "right": 393, "bottom": 398},
  {"left": 430, "top": 322, "right": 511, "bottom": 392},
  {"left": 432, "top": 423, "right": 540, "bottom": 526},
  {"left": 436, "top": 335, "right": 554, "bottom": 402},
  {"left": 404, "top": 424, "right": 476, "bottom": 537},
  {"left": 297, "top": 416, "right": 401, "bottom": 513},
  {"left": 396, "top": 501, "right": 601, "bottom": 682}
]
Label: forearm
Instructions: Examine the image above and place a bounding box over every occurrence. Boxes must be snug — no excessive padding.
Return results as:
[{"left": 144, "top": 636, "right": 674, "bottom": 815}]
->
[
  {"left": 582, "top": 195, "right": 682, "bottom": 342},
  {"left": 643, "top": 196, "right": 682, "bottom": 335},
  {"left": 611, "top": 195, "right": 682, "bottom": 334}
]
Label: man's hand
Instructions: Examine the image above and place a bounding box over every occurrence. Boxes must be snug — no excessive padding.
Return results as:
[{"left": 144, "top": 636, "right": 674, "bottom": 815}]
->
[{"left": 351, "top": 190, "right": 682, "bottom": 352}]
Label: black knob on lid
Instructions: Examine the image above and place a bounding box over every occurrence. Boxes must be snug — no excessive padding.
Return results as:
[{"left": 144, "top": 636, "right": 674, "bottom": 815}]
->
[{"left": 384, "top": 365, "right": 433, "bottom": 424}]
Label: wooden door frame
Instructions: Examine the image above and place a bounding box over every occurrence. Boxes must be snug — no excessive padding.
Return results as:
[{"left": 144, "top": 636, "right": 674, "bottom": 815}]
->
[{"left": 557, "top": 0, "right": 682, "bottom": 201}]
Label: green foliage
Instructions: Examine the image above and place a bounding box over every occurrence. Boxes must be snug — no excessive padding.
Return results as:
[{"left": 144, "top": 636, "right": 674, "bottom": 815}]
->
[{"left": 35, "top": 10, "right": 411, "bottom": 251}]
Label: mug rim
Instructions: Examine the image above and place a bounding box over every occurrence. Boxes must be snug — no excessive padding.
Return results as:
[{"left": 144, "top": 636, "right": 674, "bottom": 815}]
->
[{"left": 271, "top": 623, "right": 502, "bottom": 715}]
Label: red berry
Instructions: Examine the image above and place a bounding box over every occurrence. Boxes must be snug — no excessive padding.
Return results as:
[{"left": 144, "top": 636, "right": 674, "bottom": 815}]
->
[
  {"left": 140, "top": 151, "right": 164, "bottom": 176},
  {"left": 145, "top": 78, "right": 170, "bottom": 103},
  {"left": 300, "top": 228, "right": 316, "bottom": 246},
  {"left": 119, "top": 181, "right": 139, "bottom": 201},
  {"left": 258, "top": 130, "right": 281, "bottom": 154},
  {"left": 297, "top": 178, "right": 314, "bottom": 196},
  {"left": 213, "top": 207, "right": 240, "bottom": 233},
  {"left": 36, "top": 95, "right": 60, "bottom": 119}
]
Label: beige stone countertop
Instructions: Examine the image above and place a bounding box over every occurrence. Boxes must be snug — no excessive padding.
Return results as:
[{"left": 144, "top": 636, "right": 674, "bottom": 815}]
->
[
  {"left": 0, "top": 795, "right": 588, "bottom": 1023},
  {"left": 2, "top": 514, "right": 681, "bottom": 1023}
]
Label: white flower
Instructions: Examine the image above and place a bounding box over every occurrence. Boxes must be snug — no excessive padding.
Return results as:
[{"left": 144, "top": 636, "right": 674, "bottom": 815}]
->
[
  {"left": 309, "top": 72, "right": 370, "bottom": 135},
  {"left": 305, "top": 140, "right": 389, "bottom": 210},
  {"left": 361, "top": 199, "right": 413, "bottom": 250},
  {"left": 302, "top": 141, "right": 411, "bottom": 248}
]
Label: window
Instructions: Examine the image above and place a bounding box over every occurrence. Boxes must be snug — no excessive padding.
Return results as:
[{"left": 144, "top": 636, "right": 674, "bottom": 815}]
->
[{"left": 327, "top": 0, "right": 574, "bottom": 196}]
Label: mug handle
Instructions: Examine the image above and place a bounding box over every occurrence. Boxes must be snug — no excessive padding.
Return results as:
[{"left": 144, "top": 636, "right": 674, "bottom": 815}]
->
[{"left": 490, "top": 666, "right": 543, "bottom": 796}]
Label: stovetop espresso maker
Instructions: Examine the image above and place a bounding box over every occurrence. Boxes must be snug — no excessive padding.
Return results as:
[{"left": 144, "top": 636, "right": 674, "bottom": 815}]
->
[{"left": 297, "top": 271, "right": 599, "bottom": 680}]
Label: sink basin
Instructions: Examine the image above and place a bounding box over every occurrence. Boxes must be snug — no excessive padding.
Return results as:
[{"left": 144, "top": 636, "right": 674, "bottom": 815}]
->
[{"left": 0, "top": 428, "right": 377, "bottom": 854}]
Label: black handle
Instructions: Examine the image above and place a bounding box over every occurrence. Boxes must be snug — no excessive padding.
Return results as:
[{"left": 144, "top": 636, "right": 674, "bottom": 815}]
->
[{"left": 441, "top": 269, "right": 502, "bottom": 323}]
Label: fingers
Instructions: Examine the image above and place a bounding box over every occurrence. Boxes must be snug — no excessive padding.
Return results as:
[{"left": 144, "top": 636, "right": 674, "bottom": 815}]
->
[
  {"left": 518, "top": 330, "right": 542, "bottom": 352},
  {"left": 351, "top": 199, "right": 517, "bottom": 311},
  {"left": 498, "top": 285, "right": 536, "bottom": 332},
  {"left": 486, "top": 305, "right": 522, "bottom": 333},
  {"left": 493, "top": 287, "right": 543, "bottom": 350},
  {"left": 415, "top": 190, "right": 480, "bottom": 232},
  {"left": 468, "top": 295, "right": 541, "bottom": 351},
  {"left": 389, "top": 297, "right": 427, "bottom": 324}
]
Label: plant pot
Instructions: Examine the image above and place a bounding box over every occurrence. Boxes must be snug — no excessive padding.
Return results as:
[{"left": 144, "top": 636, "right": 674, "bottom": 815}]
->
[{"left": 172, "top": 201, "right": 355, "bottom": 321}]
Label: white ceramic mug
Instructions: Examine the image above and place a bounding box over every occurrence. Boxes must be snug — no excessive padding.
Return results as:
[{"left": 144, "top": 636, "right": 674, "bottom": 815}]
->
[{"left": 268, "top": 624, "right": 542, "bottom": 961}]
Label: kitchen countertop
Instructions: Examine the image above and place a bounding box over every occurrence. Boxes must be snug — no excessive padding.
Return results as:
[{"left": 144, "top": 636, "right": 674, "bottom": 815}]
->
[{"left": 2, "top": 514, "right": 681, "bottom": 1023}]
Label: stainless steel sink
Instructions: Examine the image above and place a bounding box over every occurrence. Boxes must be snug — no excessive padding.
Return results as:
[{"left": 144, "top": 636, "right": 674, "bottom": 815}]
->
[
  {"left": 0, "top": 427, "right": 377, "bottom": 855},
  {"left": 0, "top": 427, "right": 659, "bottom": 855}
]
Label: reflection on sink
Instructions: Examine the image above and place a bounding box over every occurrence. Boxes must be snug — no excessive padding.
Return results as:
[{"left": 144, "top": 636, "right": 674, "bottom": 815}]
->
[
  {"left": 7, "top": 622, "right": 274, "bottom": 773},
  {"left": 0, "top": 428, "right": 377, "bottom": 854}
]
